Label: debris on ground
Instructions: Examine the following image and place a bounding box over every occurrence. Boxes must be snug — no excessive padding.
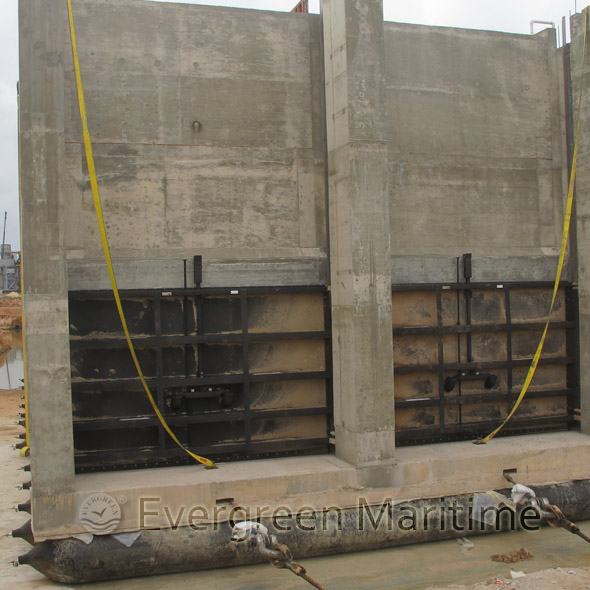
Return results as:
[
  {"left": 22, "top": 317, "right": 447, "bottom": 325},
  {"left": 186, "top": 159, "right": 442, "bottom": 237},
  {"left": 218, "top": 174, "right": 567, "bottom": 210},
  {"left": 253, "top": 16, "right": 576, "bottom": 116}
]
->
[
  {"left": 490, "top": 548, "right": 534, "bottom": 563},
  {"left": 429, "top": 566, "right": 590, "bottom": 589},
  {"left": 456, "top": 537, "right": 475, "bottom": 555}
]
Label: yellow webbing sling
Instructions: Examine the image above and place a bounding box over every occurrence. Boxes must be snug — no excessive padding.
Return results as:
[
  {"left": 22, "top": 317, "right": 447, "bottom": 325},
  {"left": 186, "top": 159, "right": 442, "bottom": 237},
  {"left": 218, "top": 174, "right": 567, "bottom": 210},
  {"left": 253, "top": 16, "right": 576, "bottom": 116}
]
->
[
  {"left": 66, "top": 0, "right": 215, "bottom": 468},
  {"left": 477, "top": 9, "right": 588, "bottom": 443}
]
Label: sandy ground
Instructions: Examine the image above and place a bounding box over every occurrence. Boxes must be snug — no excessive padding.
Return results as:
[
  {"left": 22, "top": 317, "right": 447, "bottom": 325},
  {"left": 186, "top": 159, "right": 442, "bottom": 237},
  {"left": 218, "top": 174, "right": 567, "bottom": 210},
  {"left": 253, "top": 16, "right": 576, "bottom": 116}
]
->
[
  {"left": 428, "top": 567, "right": 590, "bottom": 589},
  {"left": 1, "top": 385, "right": 590, "bottom": 590},
  {"left": 0, "top": 293, "right": 22, "bottom": 330}
]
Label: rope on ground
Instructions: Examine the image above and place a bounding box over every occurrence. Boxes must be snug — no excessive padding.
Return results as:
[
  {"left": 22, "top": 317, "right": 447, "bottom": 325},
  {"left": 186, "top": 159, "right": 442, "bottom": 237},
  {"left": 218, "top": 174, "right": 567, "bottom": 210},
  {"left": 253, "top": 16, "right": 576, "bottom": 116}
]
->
[
  {"left": 546, "top": 504, "right": 590, "bottom": 544},
  {"left": 270, "top": 543, "right": 327, "bottom": 590}
]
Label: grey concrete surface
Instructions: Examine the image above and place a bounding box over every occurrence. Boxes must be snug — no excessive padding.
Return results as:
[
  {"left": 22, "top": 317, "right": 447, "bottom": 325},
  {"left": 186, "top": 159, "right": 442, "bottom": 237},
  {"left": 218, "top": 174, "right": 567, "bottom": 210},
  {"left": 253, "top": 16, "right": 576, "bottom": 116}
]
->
[
  {"left": 59, "top": 2, "right": 570, "bottom": 289},
  {"left": 323, "top": 0, "right": 395, "bottom": 469},
  {"left": 19, "top": 0, "right": 77, "bottom": 536},
  {"left": 571, "top": 11, "right": 590, "bottom": 436},
  {"left": 385, "top": 23, "right": 568, "bottom": 281},
  {"left": 66, "top": 257, "right": 328, "bottom": 290},
  {"left": 62, "top": 0, "right": 328, "bottom": 287}
]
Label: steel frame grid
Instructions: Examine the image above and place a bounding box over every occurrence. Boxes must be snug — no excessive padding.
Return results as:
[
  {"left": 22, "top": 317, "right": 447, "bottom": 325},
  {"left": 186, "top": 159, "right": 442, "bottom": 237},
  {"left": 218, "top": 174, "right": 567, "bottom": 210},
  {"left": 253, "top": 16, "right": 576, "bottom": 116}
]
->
[
  {"left": 391, "top": 281, "right": 580, "bottom": 445},
  {"left": 68, "top": 285, "right": 333, "bottom": 472}
]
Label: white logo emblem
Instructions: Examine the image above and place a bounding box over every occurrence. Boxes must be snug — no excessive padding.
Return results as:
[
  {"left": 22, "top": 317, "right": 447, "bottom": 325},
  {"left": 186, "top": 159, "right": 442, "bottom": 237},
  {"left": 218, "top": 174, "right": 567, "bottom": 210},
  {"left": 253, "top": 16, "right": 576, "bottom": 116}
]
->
[{"left": 79, "top": 493, "right": 122, "bottom": 535}]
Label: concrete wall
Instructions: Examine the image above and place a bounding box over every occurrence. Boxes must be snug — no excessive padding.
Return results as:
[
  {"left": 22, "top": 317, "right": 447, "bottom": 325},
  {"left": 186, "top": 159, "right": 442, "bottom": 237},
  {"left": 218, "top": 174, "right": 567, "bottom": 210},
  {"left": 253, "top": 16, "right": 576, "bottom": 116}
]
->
[
  {"left": 20, "top": 0, "right": 77, "bottom": 538},
  {"left": 63, "top": 0, "right": 328, "bottom": 289},
  {"left": 323, "top": 0, "right": 395, "bottom": 473},
  {"left": 385, "top": 24, "right": 568, "bottom": 282},
  {"left": 570, "top": 12, "right": 590, "bottom": 436},
  {"left": 60, "top": 3, "right": 568, "bottom": 288}
]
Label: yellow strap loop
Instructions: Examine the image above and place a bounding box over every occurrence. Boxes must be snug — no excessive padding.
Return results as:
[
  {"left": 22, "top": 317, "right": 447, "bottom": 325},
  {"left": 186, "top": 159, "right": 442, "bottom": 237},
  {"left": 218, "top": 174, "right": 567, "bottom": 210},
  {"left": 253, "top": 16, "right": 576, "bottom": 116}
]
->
[
  {"left": 478, "top": 8, "right": 588, "bottom": 444},
  {"left": 66, "top": 0, "right": 215, "bottom": 468}
]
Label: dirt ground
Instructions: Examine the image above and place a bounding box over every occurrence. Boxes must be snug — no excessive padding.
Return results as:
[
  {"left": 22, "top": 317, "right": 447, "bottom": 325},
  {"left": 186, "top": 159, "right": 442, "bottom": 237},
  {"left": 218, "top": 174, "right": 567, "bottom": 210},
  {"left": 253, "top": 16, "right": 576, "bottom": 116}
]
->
[
  {"left": 0, "top": 386, "right": 22, "bottom": 414},
  {"left": 1, "top": 383, "right": 590, "bottom": 589},
  {"left": 0, "top": 293, "right": 22, "bottom": 330},
  {"left": 428, "top": 567, "right": 590, "bottom": 589}
]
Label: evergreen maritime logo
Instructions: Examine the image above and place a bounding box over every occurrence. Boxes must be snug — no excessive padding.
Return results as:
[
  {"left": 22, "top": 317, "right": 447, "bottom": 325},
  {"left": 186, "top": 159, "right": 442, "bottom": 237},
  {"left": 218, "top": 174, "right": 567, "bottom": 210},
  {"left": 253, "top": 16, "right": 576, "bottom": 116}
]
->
[{"left": 79, "top": 493, "right": 122, "bottom": 534}]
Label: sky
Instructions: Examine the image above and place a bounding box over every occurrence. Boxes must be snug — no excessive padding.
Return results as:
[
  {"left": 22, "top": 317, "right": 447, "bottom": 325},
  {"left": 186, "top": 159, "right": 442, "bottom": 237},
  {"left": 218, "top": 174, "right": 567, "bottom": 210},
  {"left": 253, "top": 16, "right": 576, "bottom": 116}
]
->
[{"left": 1, "top": 0, "right": 588, "bottom": 251}]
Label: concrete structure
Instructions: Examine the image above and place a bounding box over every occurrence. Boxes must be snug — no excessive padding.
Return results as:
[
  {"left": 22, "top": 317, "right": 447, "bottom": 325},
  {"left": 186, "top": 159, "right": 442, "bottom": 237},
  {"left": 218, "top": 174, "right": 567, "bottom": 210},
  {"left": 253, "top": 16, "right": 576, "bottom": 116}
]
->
[
  {"left": 62, "top": 0, "right": 328, "bottom": 289},
  {"left": 0, "top": 245, "right": 20, "bottom": 292},
  {"left": 323, "top": 0, "right": 395, "bottom": 473},
  {"left": 19, "top": 0, "right": 76, "bottom": 538},
  {"left": 16, "top": 0, "right": 590, "bottom": 578},
  {"left": 571, "top": 13, "right": 590, "bottom": 437},
  {"left": 386, "top": 22, "right": 568, "bottom": 283}
]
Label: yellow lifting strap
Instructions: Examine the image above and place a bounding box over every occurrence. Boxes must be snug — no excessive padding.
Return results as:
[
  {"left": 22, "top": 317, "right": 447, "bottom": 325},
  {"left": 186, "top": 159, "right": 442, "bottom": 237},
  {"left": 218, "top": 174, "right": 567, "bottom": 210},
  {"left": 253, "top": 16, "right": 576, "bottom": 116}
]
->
[
  {"left": 477, "top": 8, "right": 588, "bottom": 444},
  {"left": 66, "top": 0, "right": 216, "bottom": 468}
]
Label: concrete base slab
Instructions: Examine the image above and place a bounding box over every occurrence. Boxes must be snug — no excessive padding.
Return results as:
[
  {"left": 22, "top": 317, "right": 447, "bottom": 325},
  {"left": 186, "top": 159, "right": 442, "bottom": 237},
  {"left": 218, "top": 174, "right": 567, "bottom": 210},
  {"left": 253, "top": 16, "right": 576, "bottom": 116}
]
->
[{"left": 30, "top": 431, "right": 590, "bottom": 540}]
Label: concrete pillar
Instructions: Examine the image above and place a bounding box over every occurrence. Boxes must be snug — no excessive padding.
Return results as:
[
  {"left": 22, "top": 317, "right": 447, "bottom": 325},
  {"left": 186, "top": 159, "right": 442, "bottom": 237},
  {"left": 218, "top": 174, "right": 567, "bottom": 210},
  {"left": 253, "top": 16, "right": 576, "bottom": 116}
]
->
[
  {"left": 570, "top": 12, "right": 590, "bottom": 436},
  {"left": 322, "top": 0, "right": 395, "bottom": 470},
  {"left": 19, "top": 0, "right": 77, "bottom": 533}
]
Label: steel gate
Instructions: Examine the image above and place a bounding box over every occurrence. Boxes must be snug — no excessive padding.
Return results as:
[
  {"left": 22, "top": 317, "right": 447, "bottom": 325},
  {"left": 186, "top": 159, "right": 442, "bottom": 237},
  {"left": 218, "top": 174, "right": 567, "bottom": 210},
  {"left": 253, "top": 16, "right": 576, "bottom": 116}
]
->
[
  {"left": 69, "top": 286, "right": 332, "bottom": 471},
  {"left": 392, "top": 281, "right": 579, "bottom": 445}
]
